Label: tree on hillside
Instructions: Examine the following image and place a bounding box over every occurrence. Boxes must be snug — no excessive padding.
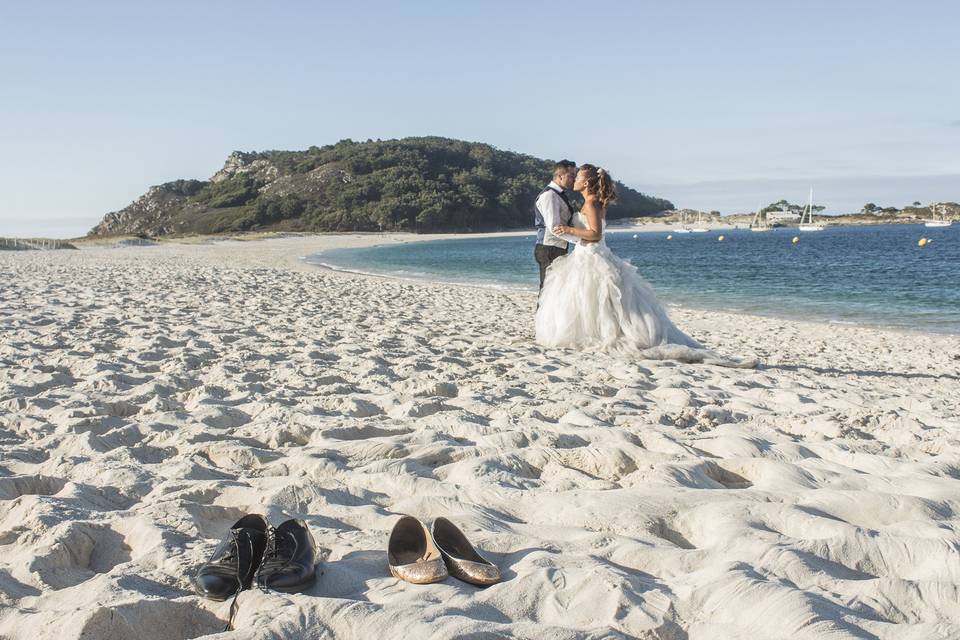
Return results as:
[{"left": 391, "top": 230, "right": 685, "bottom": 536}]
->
[
  {"left": 762, "top": 199, "right": 792, "bottom": 213},
  {"left": 762, "top": 199, "right": 827, "bottom": 214}
]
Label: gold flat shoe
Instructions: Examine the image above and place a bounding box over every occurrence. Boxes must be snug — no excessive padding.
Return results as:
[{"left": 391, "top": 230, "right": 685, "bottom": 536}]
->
[
  {"left": 431, "top": 517, "right": 501, "bottom": 586},
  {"left": 388, "top": 515, "right": 448, "bottom": 584}
]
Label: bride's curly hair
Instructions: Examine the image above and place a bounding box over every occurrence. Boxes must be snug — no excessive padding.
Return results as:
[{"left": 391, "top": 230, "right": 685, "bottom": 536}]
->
[{"left": 579, "top": 164, "right": 618, "bottom": 208}]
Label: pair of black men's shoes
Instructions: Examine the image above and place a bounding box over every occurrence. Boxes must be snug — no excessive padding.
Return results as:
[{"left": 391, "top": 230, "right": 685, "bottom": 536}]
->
[{"left": 192, "top": 514, "right": 317, "bottom": 602}]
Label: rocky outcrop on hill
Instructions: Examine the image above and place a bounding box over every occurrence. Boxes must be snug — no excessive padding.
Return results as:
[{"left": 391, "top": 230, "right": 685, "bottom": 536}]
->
[
  {"left": 90, "top": 181, "right": 206, "bottom": 236},
  {"left": 210, "top": 151, "right": 278, "bottom": 184}
]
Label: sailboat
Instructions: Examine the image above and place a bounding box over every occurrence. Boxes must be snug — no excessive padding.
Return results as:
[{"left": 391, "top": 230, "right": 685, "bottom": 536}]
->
[
  {"left": 798, "top": 188, "right": 825, "bottom": 232},
  {"left": 924, "top": 203, "right": 952, "bottom": 227},
  {"left": 690, "top": 210, "right": 708, "bottom": 233},
  {"left": 673, "top": 211, "right": 691, "bottom": 233},
  {"left": 750, "top": 205, "right": 772, "bottom": 232}
]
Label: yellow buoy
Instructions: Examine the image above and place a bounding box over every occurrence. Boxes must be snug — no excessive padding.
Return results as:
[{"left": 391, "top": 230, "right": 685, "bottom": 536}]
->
[
  {"left": 792, "top": 236, "right": 800, "bottom": 244},
  {"left": 918, "top": 238, "right": 928, "bottom": 247},
  {"left": 718, "top": 235, "right": 725, "bottom": 241},
  {"left": 666, "top": 234, "right": 673, "bottom": 240}
]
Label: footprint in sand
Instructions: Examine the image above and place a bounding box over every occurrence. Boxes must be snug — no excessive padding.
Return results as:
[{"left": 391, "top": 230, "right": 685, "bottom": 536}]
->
[
  {"left": 0, "top": 475, "right": 68, "bottom": 501},
  {"left": 26, "top": 522, "right": 133, "bottom": 590}
]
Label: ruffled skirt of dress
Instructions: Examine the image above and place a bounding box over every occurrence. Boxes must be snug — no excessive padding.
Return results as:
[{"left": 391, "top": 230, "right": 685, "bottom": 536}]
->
[{"left": 534, "top": 242, "right": 755, "bottom": 368}]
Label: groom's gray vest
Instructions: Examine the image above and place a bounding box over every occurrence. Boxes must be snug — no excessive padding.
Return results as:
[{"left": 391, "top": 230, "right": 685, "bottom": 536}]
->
[{"left": 534, "top": 186, "right": 575, "bottom": 245}]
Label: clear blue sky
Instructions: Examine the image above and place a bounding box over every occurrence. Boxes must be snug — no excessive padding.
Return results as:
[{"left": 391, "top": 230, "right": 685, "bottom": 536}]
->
[{"left": 2, "top": 1, "right": 957, "bottom": 237}]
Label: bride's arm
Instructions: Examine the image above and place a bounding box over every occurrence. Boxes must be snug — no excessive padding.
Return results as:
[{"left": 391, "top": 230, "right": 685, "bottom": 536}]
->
[{"left": 553, "top": 209, "right": 603, "bottom": 243}]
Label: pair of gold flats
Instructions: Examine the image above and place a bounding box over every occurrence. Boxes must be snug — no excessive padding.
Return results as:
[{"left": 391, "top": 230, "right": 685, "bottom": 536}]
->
[{"left": 387, "top": 515, "right": 501, "bottom": 586}]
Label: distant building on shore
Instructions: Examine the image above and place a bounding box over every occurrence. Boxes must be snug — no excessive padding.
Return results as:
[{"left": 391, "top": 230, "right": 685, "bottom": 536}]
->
[{"left": 767, "top": 211, "right": 801, "bottom": 223}]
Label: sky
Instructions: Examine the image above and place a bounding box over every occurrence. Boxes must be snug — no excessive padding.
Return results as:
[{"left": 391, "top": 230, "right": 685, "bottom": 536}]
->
[{"left": 1, "top": 0, "right": 958, "bottom": 237}]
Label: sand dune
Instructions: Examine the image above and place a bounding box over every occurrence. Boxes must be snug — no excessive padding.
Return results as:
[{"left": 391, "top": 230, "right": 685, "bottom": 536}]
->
[{"left": 1, "top": 235, "right": 958, "bottom": 639}]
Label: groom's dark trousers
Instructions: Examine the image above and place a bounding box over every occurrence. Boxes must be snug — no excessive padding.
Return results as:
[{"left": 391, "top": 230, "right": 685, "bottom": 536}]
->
[{"left": 535, "top": 244, "right": 568, "bottom": 291}]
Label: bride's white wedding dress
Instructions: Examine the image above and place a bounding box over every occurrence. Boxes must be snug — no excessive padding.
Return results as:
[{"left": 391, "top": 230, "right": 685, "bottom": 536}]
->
[{"left": 535, "top": 213, "right": 755, "bottom": 367}]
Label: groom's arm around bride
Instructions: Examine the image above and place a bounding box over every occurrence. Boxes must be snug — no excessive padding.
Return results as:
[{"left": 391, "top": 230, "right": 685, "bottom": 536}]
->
[{"left": 534, "top": 160, "right": 578, "bottom": 291}]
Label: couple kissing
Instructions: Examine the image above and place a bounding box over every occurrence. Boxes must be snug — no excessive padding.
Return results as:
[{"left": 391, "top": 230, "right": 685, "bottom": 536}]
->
[{"left": 533, "top": 161, "right": 755, "bottom": 368}]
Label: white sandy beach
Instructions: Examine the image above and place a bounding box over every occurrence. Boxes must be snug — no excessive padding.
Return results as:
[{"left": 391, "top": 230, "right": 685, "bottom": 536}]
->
[{"left": 1, "top": 234, "right": 959, "bottom": 640}]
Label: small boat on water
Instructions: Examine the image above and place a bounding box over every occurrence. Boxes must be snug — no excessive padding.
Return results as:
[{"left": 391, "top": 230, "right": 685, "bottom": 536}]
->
[
  {"left": 750, "top": 205, "right": 772, "bottom": 232},
  {"left": 690, "top": 211, "right": 709, "bottom": 233},
  {"left": 924, "top": 204, "right": 952, "bottom": 227},
  {"left": 673, "top": 211, "right": 692, "bottom": 233},
  {"left": 798, "top": 188, "right": 825, "bottom": 232}
]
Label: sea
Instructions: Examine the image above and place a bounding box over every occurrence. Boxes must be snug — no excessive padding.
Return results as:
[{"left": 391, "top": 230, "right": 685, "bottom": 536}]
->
[{"left": 305, "top": 224, "right": 959, "bottom": 335}]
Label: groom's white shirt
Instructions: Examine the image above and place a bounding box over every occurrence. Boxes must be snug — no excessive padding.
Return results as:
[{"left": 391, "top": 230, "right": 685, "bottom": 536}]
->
[{"left": 537, "top": 181, "right": 579, "bottom": 248}]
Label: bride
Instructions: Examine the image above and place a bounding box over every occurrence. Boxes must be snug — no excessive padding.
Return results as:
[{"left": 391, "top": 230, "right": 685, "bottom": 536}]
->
[{"left": 535, "top": 164, "right": 755, "bottom": 367}]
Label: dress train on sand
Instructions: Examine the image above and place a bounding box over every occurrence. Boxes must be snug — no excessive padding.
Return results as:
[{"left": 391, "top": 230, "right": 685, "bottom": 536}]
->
[{"left": 535, "top": 214, "right": 755, "bottom": 368}]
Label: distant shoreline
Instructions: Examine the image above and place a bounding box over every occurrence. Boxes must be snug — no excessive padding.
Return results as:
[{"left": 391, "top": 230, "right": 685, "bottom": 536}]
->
[{"left": 2, "top": 214, "right": 953, "bottom": 245}]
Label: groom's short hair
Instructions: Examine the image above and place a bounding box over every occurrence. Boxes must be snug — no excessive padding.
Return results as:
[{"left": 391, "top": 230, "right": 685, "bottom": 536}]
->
[{"left": 553, "top": 160, "right": 576, "bottom": 177}]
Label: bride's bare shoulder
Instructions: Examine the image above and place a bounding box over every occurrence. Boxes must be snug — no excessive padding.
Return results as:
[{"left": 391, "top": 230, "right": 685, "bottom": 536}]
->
[{"left": 582, "top": 202, "right": 606, "bottom": 220}]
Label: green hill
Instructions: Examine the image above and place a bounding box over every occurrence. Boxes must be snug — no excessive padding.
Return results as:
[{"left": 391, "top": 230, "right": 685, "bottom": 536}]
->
[{"left": 90, "top": 137, "right": 673, "bottom": 236}]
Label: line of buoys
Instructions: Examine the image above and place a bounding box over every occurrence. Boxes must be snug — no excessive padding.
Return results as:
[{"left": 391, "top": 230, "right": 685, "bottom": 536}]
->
[{"left": 648, "top": 231, "right": 942, "bottom": 250}]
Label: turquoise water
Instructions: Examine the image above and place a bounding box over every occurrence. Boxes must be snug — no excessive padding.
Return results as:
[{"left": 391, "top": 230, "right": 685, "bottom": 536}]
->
[{"left": 306, "top": 224, "right": 960, "bottom": 334}]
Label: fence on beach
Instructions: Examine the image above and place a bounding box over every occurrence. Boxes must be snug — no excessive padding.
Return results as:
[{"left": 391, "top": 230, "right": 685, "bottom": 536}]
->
[{"left": 0, "top": 237, "right": 77, "bottom": 251}]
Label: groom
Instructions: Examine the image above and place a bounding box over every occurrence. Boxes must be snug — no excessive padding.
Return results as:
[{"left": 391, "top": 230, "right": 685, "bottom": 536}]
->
[{"left": 534, "top": 160, "right": 578, "bottom": 291}]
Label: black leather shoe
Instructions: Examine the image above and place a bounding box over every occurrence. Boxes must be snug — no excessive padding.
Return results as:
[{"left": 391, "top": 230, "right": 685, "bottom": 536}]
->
[
  {"left": 192, "top": 514, "right": 269, "bottom": 601},
  {"left": 256, "top": 518, "right": 318, "bottom": 593}
]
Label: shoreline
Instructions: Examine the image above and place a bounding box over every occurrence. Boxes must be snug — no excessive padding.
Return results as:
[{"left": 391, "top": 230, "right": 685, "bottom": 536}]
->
[
  {"left": 14, "top": 229, "right": 955, "bottom": 338},
  {"left": 305, "top": 255, "right": 957, "bottom": 339},
  {"left": 58, "top": 231, "right": 960, "bottom": 339},
  {"left": 298, "top": 232, "right": 959, "bottom": 339}
]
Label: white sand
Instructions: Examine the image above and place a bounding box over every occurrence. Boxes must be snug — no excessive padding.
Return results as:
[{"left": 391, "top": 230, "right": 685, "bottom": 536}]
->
[{"left": 1, "top": 235, "right": 959, "bottom": 640}]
